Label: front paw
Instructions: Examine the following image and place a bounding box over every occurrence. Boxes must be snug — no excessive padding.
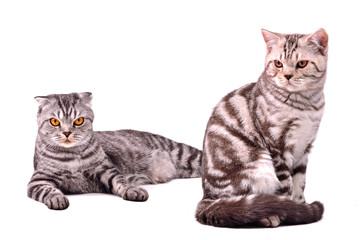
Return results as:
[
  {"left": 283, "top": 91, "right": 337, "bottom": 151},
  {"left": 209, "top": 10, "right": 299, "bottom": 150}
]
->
[
  {"left": 45, "top": 195, "right": 70, "bottom": 210},
  {"left": 122, "top": 187, "right": 149, "bottom": 202},
  {"left": 258, "top": 215, "right": 280, "bottom": 227}
]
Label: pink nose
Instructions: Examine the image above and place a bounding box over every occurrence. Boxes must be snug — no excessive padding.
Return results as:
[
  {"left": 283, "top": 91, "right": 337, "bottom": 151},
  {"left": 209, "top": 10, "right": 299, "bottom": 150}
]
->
[{"left": 63, "top": 132, "right": 72, "bottom": 138}]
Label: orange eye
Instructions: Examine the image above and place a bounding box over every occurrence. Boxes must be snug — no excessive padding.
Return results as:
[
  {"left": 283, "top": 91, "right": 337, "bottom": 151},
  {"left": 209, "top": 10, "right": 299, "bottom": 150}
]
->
[
  {"left": 297, "top": 60, "right": 308, "bottom": 68},
  {"left": 274, "top": 60, "right": 283, "bottom": 68},
  {"left": 74, "top": 117, "right": 84, "bottom": 126},
  {"left": 50, "top": 118, "right": 60, "bottom": 126}
]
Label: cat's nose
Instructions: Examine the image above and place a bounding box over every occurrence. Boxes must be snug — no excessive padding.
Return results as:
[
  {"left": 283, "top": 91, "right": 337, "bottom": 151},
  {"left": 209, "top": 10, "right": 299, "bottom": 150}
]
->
[
  {"left": 63, "top": 132, "right": 72, "bottom": 138},
  {"left": 285, "top": 74, "right": 293, "bottom": 80}
]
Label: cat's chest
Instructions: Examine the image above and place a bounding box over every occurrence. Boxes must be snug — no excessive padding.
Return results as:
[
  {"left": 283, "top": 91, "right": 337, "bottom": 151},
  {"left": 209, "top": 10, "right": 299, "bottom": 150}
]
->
[
  {"left": 267, "top": 109, "right": 322, "bottom": 163},
  {"left": 59, "top": 169, "right": 104, "bottom": 194},
  {"left": 49, "top": 154, "right": 106, "bottom": 194}
]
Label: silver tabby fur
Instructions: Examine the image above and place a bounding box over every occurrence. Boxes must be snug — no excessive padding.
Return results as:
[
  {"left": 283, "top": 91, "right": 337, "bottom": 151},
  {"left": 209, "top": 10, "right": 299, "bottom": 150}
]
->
[
  {"left": 28, "top": 92, "right": 202, "bottom": 210},
  {"left": 196, "top": 29, "right": 328, "bottom": 227}
]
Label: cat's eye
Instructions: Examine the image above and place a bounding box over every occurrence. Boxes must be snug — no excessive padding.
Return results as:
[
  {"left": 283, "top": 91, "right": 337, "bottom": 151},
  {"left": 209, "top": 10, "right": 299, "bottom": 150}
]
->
[
  {"left": 297, "top": 60, "right": 308, "bottom": 68},
  {"left": 74, "top": 117, "right": 84, "bottom": 126},
  {"left": 274, "top": 60, "right": 283, "bottom": 68},
  {"left": 50, "top": 118, "right": 60, "bottom": 127}
]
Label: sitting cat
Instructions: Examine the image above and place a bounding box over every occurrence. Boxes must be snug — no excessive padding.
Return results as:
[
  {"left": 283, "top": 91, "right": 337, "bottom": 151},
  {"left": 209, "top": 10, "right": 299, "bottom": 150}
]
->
[
  {"left": 28, "top": 92, "right": 202, "bottom": 210},
  {"left": 196, "top": 29, "right": 328, "bottom": 227}
]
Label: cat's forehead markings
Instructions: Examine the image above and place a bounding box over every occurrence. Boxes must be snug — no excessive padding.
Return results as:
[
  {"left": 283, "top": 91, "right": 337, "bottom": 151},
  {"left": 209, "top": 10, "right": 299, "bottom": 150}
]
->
[
  {"left": 280, "top": 53, "right": 284, "bottom": 60},
  {"left": 74, "top": 109, "right": 79, "bottom": 119},
  {"left": 67, "top": 107, "right": 77, "bottom": 119},
  {"left": 278, "top": 51, "right": 301, "bottom": 62},
  {"left": 284, "top": 34, "right": 301, "bottom": 59},
  {"left": 58, "top": 110, "right": 64, "bottom": 119},
  {"left": 67, "top": 107, "right": 73, "bottom": 118}
]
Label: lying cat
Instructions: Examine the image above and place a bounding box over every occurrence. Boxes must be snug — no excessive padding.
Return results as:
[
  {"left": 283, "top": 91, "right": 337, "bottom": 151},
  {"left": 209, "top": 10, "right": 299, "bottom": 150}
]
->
[
  {"left": 196, "top": 29, "right": 328, "bottom": 227},
  {"left": 28, "top": 92, "right": 202, "bottom": 210}
]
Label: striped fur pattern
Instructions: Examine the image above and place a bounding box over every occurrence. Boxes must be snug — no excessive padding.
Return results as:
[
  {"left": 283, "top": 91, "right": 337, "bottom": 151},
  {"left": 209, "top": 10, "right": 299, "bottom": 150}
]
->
[
  {"left": 28, "top": 92, "right": 201, "bottom": 210},
  {"left": 196, "top": 29, "right": 328, "bottom": 227}
]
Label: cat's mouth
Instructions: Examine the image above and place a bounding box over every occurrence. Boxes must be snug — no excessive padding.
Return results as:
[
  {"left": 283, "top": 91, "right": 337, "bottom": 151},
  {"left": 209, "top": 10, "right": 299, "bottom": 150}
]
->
[
  {"left": 289, "top": 78, "right": 304, "bottom": 86},
  {"left": 274, "top": 77, "right": 307, "bottom": 92},
  {"left": 61, "top": 139, "right": 75, "bottom": 147}
]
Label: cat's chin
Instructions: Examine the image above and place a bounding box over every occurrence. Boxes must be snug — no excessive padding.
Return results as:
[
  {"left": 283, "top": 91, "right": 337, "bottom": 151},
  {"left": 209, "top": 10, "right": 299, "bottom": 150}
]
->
[
  {"left": 59, "top": 141, "right": 77, "bottom": 148},
  {"left": 271, "top": 78, "right": 303, "bottom": 93},
  {"left": 281, "top": 85, "right": 302, "bottom": 93},
  {"left": 277, "top": 82, "right": 307, "bottom": 93}
]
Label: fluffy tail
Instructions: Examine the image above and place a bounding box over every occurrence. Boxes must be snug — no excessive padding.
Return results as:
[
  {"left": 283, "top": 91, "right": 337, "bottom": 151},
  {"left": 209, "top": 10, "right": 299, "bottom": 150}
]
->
[{"left": 195, "top": 195, "right": 324, "bottom": 227}]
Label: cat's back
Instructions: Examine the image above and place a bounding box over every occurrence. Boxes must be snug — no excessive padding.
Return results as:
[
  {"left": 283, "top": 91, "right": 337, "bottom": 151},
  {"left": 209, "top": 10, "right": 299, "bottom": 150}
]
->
[
  {"left": 212, "top": 82, "right": 257, "bottom": 113},
  {"left": 207, "top": 82, "right": 258, "bottom": 132},
  {"left": 95, "top": 129, "right": 179, "bottom": 164},
  {"left": 95, "top": 129, "right": 172, "bottom": 152},
  {"left": 95, "top": 129, "right": 202, "bottom": 181},
  {"left": 204, "top": 82, "right": 266, "bottom": 155}
]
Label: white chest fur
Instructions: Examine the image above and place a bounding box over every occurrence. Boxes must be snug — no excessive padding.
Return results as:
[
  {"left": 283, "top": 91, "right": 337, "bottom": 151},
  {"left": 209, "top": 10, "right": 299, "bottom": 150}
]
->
[{"left": 272, "top": 107, "right": 323, "bottom": 168}]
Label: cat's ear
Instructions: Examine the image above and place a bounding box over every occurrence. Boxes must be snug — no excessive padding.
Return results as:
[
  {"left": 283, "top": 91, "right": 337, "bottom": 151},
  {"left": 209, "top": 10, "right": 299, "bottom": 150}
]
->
[
  {"left": 78, "top": 92, "right": 93, "bottom": 108},
  {"left": 305, "top": 28, "right": 328, "bottom": 55},
  {"left": 261, "top": 29, "right": 281, "bottom": 53},
  {"left": 34, "top": 96, "right": 50, "bottom": 106}
]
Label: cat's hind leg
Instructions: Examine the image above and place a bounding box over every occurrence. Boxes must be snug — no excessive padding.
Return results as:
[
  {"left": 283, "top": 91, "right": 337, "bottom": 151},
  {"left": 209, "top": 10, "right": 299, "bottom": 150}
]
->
[
  {"left": 242, "top": 152, "right": 282, "bottom": 227},
  {"left": 125, "top": 174, "right": 153, "bottom": 185},
  {"left": 85, "top": 161, "right": 149, "bottom": 202},
  {"left": 242, "top": 151, "right": 281, "bottom": 195}
]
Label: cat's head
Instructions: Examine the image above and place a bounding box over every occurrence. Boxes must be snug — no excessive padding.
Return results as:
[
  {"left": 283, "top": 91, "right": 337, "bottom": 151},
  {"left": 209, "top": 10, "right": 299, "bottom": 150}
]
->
[
  {"left": 262, "top": 29, "right": 328, "bottom": 92},
  {"left": 35, "top": 92, "right": 94, "bottom": 148}
]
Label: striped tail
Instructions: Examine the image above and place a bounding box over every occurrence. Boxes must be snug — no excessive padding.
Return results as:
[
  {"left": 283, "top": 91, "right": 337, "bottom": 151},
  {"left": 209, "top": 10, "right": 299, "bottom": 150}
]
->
[
  {"left": 173, "top": 144, "right": 203, "bottom": 179},
  {"left": 195, "top": 195, "right": 324, "bottom": 227}
]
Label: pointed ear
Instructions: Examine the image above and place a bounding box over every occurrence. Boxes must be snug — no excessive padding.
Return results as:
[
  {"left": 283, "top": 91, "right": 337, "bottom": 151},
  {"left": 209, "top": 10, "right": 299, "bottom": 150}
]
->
[
  {"left": 34, "top": 96, "right": 50, "bottom": 106},
  {"left": 261, "top": 29, "right": 281, "bottom": 53},
  {"left": 305, "top": 28, "right": 328, "bottom": 55},
  {"left": 78, "top": 92, "right": 93, "bottom": 108}
]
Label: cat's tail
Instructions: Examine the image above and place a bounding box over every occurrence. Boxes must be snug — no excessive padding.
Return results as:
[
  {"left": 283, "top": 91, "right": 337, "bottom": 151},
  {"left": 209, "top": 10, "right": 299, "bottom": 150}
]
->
[
  {"left": 171, "top": 143, "right": 202, "bottom": 179},
  {"left": 146, "top": 141, "right": 202, "bottom": 184},
  {"left": 195, "top": 195, "right": 324, "bottom": 227}
]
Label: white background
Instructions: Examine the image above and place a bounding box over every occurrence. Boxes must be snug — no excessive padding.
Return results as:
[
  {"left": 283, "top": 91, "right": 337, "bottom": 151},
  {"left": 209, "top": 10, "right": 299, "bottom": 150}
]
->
[{"left": 1, "top": 0, "right": 359, "bottom": 239}]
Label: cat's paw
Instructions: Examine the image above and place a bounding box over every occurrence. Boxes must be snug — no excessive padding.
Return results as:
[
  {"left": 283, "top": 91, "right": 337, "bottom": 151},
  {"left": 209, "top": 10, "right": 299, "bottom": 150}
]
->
[
  {"left": 45, "top": 195, "right": 69, "bottom": 210},
  {"left": 122, "top": 187, "right": 149, "bottom": 202},
  {"left": 258, "top": 215, "right": 280, "bottom": 227}
]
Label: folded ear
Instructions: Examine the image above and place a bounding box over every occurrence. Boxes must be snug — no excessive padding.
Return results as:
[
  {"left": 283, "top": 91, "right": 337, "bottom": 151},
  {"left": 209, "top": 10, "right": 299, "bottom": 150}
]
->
[
  {"left": 34, "top": 96, "right": 50, "bottom": 106},
  {"left": 261, "top": 29, "right": 281, "bottom": 53},
  {"left": 305, "top": 28, "right": 328, "bottom": 55},
  {"left": 78, "top": 92, "right": 93, "bottom": 108}
]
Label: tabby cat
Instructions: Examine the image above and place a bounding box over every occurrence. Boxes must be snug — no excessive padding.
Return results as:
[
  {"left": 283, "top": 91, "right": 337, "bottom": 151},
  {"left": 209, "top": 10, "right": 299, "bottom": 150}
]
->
[
  {"left": 196, "top": 29, "right": 328, "bottom": 227},
  {"left": 28, "top": 92, "right": 202, "bottom": 210}
]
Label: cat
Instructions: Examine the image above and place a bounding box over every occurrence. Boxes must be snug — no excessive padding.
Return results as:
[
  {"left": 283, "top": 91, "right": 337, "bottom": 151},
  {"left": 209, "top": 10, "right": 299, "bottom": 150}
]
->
[
  {"left": 27, "top": 92, "right": 202, "bottom": 210},
  {"left": 195, "top": 29, "right": 328, "bottom": 227}
]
